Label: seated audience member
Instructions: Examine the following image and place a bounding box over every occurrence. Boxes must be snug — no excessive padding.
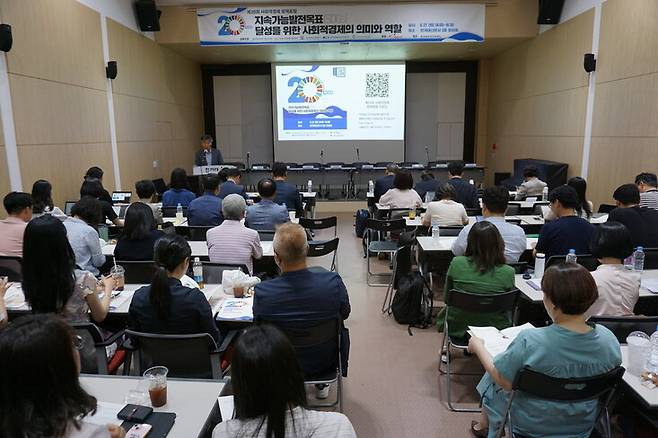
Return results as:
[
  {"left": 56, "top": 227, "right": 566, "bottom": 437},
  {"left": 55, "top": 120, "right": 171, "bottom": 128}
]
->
[
  {"left": 447, "top": 160, "right": 479, "bottom": 209},
  {"left": 452, "top": 186, "right": 526, "bottom": 263},
  {"left": 515, "top": 165, "right": 547, "bottom": 200},
  {"left": 422, "top": 183, "right": 469, "bottom": 227},
  {"left": 246, "top": 178, "right": 289, "bottom": 231},
  {"left": 187, "top": 174, "right": 224, "bottom": 226},
  {"left": 272, "top": 161, "right": 303, "bottom": 215},
  {"left": 469, "top": 263, "right": 621, "bottom": 437},
  {"left": 207, "top": 194, "right": 262, "bottom": 275},
  {"left": 212, "top": 325, "right": 356, "bottom": 438},
  {"left": 636, "top": 172, "right": 658, "bottom": 210},
  {"left": 218, "top": 167, "right": 247, "bottom": 199},
  {"left": 535, "top": 185, "right": 595, "bottom": 258},
  {"left": 586, "top": 221, "right": 640, "bottom": 318},
  {"left": 0, "top": 191, "right": 32, "bottom": 257},
  {"left": 374, "top": 163, "right": 398, "bottom": 203},
  {"left": 378, "top": 171, "right": 422, "bottom": 209},
  {"left": 544, "top": 176, "right": 593, "bottom": 220},
  {"left": 84, "top": 166, "right": 114, "bottom": 205},
  {"left": 31, "top": 179, "right": 66, "bottom": 220},
  {"left": 135, "top": 179, "right": 163, "bottom": 224},
  {"left": 162, "top": 167, "right": 196, "bottom": 208},
  {"left": 438, "top": 221, "right": 515, "bottom": 339},
  {"left": 253, "top": 223, "right": 350, "bottom": 396},
  {"left": 0, "top": 277, "right": 8, "bottom": 330},
  {"left": 218, "top": 167, "right": 229, "bottom": 184},
  {"left": 80, "top": 179, "right": 121, "bottom": 226},
  {"left": 114, "top": 202, "right": 164, "bottom": 261},
  {"left": 608, "top": 183, "right": 658, "bottom": 248},
  {"left": 64, "top": 197, "right": 106, "bottom": 275},
  {"left": 414, "top": 171, "right": 441, "bottom": 202},
  {"left": 129, "top": 234, "right": 220, "bottom": 343},
  {"left": 0, "top": 315, "right": 125, "bottom": 438}
]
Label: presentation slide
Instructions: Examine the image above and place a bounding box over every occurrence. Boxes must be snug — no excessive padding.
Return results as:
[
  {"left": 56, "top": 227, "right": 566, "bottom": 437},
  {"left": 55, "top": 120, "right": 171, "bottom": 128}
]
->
[{"left": 274, "top": 63, "right": 406, "bottom": 141}]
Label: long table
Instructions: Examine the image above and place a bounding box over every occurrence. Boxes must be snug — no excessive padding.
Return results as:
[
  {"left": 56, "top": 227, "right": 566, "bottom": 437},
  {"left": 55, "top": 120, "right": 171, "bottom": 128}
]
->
[
  {"left": 102, "top": 240, "right": 274, "bottom": 258},
  {"left": 621, "top": 345, "right": 658, "bottom": 409},
  {"left": 80, "top": 375, "right": 226, "bottom": 438}
]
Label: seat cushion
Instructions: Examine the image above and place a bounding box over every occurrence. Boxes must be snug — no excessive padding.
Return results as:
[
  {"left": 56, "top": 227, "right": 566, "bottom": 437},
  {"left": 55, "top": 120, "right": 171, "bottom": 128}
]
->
[{"left": 368, "top": 241, "right": 399, "bottom": 252}]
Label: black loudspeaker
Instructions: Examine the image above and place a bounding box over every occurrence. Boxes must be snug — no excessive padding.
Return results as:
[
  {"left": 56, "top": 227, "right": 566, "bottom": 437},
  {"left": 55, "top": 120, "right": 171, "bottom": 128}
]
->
[
  {"left": 537, "top": 0, "right": 565, "bottom": 25},
  {"left": 135, "top": 0, "right": 161, "bottom": 32},
  {"left": 106, "top": 61, "right": 117, "bottom": 80},
  {"left": 584, "top": 53, "right": 596, "bottom": 73},
  {"left": 0, "top": 24, "right": 12, "bottom": 52}
]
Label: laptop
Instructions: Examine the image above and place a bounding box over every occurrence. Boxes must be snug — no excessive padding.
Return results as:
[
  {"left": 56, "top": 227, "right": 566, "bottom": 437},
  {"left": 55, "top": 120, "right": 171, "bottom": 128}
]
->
[
  {"left": 64, "top": 201, "right": 76, "bottom": 216},
  {"left": 111, "top": 191, "right": 132, "bottom": 203}
]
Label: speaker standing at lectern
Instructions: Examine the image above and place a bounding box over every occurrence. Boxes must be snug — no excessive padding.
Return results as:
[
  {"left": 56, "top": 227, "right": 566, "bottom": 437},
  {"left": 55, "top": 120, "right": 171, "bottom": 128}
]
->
[{"left": 194, "top": 134, "right": 224, "bottom": 166}]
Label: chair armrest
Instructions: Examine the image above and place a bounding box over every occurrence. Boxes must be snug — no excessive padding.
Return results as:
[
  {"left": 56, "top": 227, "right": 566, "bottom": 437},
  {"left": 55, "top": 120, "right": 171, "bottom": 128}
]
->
[
  {"left": 214, "top": 329, "right": 239, "bottom": 355},
  {"left": 98, "top": 330, "right": 125, "bottom": 347}
]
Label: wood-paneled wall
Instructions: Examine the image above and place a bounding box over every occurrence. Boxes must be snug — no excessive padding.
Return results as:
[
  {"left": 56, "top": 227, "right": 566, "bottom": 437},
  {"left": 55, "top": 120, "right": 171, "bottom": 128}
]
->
[
  {"left": 484, "top": 10, "right": 593, "bottom": 187},
  {"left": 587, "top": 0, "right": 658, "bottom": 206}
]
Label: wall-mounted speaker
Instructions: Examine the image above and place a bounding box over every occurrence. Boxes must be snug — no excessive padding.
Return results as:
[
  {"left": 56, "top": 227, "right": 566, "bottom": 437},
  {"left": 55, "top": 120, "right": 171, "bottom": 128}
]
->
[
  {"left": 106, "top": 61, "right": 118, "bottom": 80},
  {"left": 537, "top": 0, "right": 565, "bottom": 25},
  {"left": 0, "top": 24, "right": 12, "bottom": 52},
  {"left": 135, "top": 0, "right": 161, "bottom": 32},
  {"left": 584, "top": 53, "right": 596, "bottom": 73}
]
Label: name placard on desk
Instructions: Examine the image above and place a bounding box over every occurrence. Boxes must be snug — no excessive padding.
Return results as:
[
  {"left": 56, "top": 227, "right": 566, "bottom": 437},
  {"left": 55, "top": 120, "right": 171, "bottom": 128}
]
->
[{"left": 193, "top": 165, "right": 236, "bottom": 176}]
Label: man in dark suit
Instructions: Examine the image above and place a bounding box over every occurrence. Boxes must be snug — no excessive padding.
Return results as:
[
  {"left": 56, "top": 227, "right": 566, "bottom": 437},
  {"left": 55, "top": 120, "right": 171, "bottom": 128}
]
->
[
  {"left": 272, "top": 162, "right": 303, "bottom": 216},
  {"left": 374, "top": 163, "right": 398, "bottom": 203},
  {"left": 414, "top": 171, "right": 440, "bottom": 201},
  {"left": 218, "top": 167, "right": 247, "bottom": 199},
  {"left": 447, "top": 160, "right": 479, "bottom": 209},
  {"left": 608, "top": 184, "right": 658, "bottom": 248},
  {"left": 253, "top": 223, "right": 350, "bottom": 396},
  {"left": 194, "top": 134, "right": 224, "bottom": 166}
]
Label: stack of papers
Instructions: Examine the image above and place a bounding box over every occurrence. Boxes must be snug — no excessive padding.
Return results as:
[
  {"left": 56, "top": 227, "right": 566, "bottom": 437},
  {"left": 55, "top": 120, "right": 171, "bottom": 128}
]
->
[
  {"left": 216, "top": 298, "right": 253, "bottom": 321},
  {"left": 468, "top": 323, "right": 535, "bottom": 357}
]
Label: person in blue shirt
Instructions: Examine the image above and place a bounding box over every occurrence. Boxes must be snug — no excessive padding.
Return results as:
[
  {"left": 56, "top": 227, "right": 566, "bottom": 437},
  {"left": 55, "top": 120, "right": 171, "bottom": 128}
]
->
[
  {"left": 468, "top": 263, "right": 621, "bottom": 438},
  {"left": 253, "top": 223, "right": 351, "bottom": 398},
  {"left": 129, "top": 234, "right": 220, "bottom": 344},
  {"left": 162, "top": 168, "right": 196, "bottom": 208},
  {"left": 414, "top": 171, "right": 440, "bottom": 202},
  {"left": 534, "top": 184, "right": 595, "bottom": 258},
  {"left": 245, "top": 178, "right": 289, "bottom": 231},
  {"left": 447, "top": 160, "right": 479, "bottom": 209},
  {"left": 373, "top": 163, "right": 397, "bottom": 203},
  {"left": 272, "top": 162, "right": 303, "bottom": 216},
  {"left": 218, "top": 168, "right": 247, "bottom": 199},
  {"left": 187, "top": 174, "right": 224, "bottom": 226}
]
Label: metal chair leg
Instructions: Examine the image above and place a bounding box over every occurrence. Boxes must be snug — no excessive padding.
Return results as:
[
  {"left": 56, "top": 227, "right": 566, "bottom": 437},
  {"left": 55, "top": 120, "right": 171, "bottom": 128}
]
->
[{"left": 382, "top": 252, "right": 398, "bottom": 314}]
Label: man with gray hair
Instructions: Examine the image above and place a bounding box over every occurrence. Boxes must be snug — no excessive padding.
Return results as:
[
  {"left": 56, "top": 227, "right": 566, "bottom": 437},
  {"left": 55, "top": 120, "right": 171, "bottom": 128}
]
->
[
  {"left": 206, "top": 194, "right": 262, "bottom": 274},
  {"left": 374, "top": 163, "right": 398, "bottom": 203},
  {"left": 253, "top": 222, "right": 351, "bottom": 399}
]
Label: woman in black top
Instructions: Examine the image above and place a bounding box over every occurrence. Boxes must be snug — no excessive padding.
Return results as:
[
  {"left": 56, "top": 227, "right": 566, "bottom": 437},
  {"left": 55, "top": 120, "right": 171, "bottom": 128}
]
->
[
  {"left": 80, "top": 179, "right": 121, "bottom": 226},
  {"left": 128, "top": 234, "right": 220, "bottom": 343},
  {"left": 114, "top": 202, "right": 164, "bottom": 261},
  {"left": 84, "top": 166, "right": 114, "bottom": 205}
]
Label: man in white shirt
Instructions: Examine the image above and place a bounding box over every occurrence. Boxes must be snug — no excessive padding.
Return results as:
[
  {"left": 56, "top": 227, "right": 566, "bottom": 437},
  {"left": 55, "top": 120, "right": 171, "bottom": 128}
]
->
[
  {"left": 635, "top": 172, "right": 658, "bottom": 210},
  {"left": 515, "top": 165, "right": 547, "bottom": 200},
  {"left": 452, "top": 186, "right": 527, "bottom": 263}
]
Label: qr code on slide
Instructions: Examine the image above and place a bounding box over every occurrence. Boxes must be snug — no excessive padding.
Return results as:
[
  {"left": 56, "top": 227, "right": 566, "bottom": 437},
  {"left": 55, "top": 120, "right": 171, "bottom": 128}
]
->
[{"left": 365, "top": 73, "right": 390, "bottom": 98}]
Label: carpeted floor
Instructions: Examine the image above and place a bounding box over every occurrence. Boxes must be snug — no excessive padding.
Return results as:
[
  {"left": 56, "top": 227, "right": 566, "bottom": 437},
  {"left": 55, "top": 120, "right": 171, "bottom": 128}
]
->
[{"left": 307, "top": 213, "right": 482, "bottom": 438}]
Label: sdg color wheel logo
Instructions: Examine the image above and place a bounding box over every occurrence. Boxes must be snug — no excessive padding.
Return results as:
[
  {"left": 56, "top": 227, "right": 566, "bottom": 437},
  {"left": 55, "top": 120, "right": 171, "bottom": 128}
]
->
[
  {"left": 297, "top": 76, "right": 324, "bottom": 103},
  {"left": 218, "top": 15, "right": 245, "bottom": 35}
]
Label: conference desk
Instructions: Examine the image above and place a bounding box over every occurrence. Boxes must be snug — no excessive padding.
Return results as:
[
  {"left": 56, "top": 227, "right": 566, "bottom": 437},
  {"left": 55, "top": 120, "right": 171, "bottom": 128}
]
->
[
  {"left": 417, "top": 236, "right": 537, "bottom": 254},
  {"left": 80, "top": 375, "right": 226, "bottom": 437},
  {"left": 102, "top": 240, "right": 274, "bottom": 258},
  {"left": 621, "top": 346, "right": 658, "bottom": 410}
]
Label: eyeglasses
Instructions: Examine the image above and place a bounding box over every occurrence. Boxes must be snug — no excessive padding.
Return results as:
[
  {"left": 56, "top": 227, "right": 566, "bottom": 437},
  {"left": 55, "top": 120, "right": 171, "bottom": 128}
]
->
[{"left": 73, "top": 335, "right": 85, "bottom": 351}]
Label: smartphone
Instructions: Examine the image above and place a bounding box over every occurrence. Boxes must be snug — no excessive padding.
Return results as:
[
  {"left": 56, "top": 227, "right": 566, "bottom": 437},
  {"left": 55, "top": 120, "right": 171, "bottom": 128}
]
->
[{"left": 126, "top": 424, "right": 152, "bottom": 438}]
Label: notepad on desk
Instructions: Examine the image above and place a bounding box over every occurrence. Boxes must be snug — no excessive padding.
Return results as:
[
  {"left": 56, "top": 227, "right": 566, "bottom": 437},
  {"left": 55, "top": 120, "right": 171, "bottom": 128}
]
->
[
  {"left": 468, "top": 323, "right": 535, "bottom": 357},
  {"left": 642, "top": 278, "right": 658, "bottom": 293}
]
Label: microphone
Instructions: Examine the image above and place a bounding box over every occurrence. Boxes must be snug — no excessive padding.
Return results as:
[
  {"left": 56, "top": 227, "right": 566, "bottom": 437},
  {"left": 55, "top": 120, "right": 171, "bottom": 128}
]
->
[
  {"left": 356, "top": 147, "right": 360, "bottom": 161},
  {"left": 425, "top": 146, "right": 430, "bottom": 165},
  {"left": 320, "top": 148, "right": 324, "bottom": 163},
  {"left": 246, "top": 151, "right": 250, "bottom": 169}
]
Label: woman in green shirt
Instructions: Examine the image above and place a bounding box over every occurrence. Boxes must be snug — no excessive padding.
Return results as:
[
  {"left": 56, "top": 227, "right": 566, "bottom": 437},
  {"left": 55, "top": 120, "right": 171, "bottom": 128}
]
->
[{"left": 437, "top": 221, "right": 515, "bottom": 339}]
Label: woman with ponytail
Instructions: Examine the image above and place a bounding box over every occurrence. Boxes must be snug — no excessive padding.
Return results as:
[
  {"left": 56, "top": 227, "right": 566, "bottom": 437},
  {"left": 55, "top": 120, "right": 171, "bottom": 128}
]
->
[{"left": 128, "top": 234, "right": 220, "bottom": 343}]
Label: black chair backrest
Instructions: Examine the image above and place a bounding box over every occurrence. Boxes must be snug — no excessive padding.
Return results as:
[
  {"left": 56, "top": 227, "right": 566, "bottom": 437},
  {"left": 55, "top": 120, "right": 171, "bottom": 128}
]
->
[
  {"left": 365, "top": 218, "right": 405, "bottom": 233},
  {"left": 117, "top": 261, "right": 158, "bottom": 283},
  {"left": 307, "top": 238, "right": 339, "bottom": 257},
  {"left": 202, "top": 262, "right": 249, "bottom": 283},
  {"left": 465, "top": 207, "right": 482, "bottom": 216},
  {"left": 643, "top": 248, "right": 658, "bottom": 270},
  {"left": 507, "top": 261, "right": 528, "bottom": 274},
  {"left": 176, "top": 225, "right": 213, "bottom": 241},
  {"left": 299, "top": 216, "right": 337, "bottom": 231},
  {"left": 506, "top": 204, "right": 521, "bottom": 215},
  {"left": 0, "top": 256, "right": 22, "bottom": 282},
  {"left": 258, "top": 230, "right": 276, "bottom": 241},
  {"left": 589, "top": 315, "right": 658, "bottom": 344},
  {"left": 506, "top": 218, "right": 522, "bottom": 225},
  {"left": 446, "top": 289, "right": 520, "bottom": 314},
  {"left": 162, "top": 206, "right": 188, "bottom": 218},
  {"left": 70, "top": 322, "right": 106, "bottom": 374},
  {"left": 125, "top": 330, "right": 218, "bottom": 379},
  {"left": 546, "top": 254, "right": 599, "bottom": 271},
  {"left": 598, "top": 204, "right": 616, "bottom": 214},
  {"left": 437, "top": 226, "right": 463, "bottom": 237},
  {"left": 532, "top": 203, "right": 549, "bottom": 216},
  {"left": 513, "top": 365, "right": 625, "bottom": 402}
]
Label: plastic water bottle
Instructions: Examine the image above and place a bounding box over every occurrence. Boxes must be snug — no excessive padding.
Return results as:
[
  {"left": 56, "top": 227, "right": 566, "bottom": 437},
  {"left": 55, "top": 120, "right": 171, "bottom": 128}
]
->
[
  {"left": 469, "top": 179, "right": 474, "bottom": 185},
  {"left": 175, "top": 203, "right": 183, "bottom": 222},
  {"left": 542, "top": 186, "right": 549, "bottom": 201},
  {"left": 432, "top": 225, "right": 440, "bottom": 239},
  {"left": 633, "top": 246, "right": 645, "bottom": 272},
  {"left": 645, "top": 326, "right": 658, "bottom": 374},
  {"left": 192, "top": 257, "right": 204, "bottom": 289},
  {"left": 534, "top": 253, "right": 545, "bottom": 279},
  {"left": 624, "top": 255, "right": 634, "bottom": 270},
  {"left": 565, "top": 249, "right": 577, "bottom": 264},
  {"left": 368, "top": 180, "right": 374, "bottom": 194},
  {"left": 307, "top": 180, "right": 313, "bottom": 193}
]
